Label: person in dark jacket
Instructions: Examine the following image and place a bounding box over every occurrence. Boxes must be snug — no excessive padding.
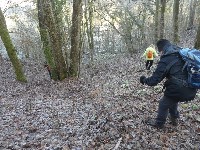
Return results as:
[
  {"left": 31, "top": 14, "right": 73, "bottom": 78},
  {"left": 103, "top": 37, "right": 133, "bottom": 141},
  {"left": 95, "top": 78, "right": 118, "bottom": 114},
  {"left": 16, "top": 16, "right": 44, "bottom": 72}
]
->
[{"left": 139, "top": 39, "right": 197, "bottom": 128}]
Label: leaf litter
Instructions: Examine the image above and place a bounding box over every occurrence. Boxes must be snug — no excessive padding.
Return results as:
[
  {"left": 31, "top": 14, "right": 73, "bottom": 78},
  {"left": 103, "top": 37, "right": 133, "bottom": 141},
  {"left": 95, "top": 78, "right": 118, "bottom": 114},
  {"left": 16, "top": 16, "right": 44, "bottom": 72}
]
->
[{"left": 0, "top": 54, "right": 199, "bottom": 150}]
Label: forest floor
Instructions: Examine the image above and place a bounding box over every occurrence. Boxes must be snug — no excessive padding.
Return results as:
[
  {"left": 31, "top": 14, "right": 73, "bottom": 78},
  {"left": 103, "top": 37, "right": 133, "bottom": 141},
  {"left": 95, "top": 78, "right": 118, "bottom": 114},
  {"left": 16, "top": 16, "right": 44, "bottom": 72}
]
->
[{"left": 0, "top": 51, "right": 200, "bottom": 150}]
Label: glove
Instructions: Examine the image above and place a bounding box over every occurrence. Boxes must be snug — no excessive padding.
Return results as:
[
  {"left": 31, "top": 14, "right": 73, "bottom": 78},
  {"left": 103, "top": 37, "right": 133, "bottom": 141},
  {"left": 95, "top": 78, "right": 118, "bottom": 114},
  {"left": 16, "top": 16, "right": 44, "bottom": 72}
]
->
[{"left": 140, "top": 76, "right": 146, "bottom": 85}]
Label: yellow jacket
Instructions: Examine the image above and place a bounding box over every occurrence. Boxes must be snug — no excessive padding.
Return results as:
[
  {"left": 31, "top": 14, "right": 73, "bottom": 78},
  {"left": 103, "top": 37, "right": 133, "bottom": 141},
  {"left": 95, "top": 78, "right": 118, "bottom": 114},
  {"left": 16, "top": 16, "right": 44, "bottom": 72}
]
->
[{"left": 143, "top": 47, "right": 158, "bottom": 60}]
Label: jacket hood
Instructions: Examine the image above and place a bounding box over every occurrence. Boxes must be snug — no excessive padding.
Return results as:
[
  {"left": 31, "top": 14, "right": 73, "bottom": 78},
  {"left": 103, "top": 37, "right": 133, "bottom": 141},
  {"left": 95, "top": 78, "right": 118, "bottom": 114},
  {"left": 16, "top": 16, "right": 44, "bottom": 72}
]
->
[{"left": 162, "top": 43, "right": 181, "bottom": 56}]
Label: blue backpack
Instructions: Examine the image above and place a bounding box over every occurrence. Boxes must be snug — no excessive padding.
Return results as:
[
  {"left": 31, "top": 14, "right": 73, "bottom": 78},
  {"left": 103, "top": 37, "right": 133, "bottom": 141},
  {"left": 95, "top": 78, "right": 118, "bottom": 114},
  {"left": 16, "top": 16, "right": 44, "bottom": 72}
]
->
[{"left": 177, "top": 48, "right": 200, "bottom": 89}]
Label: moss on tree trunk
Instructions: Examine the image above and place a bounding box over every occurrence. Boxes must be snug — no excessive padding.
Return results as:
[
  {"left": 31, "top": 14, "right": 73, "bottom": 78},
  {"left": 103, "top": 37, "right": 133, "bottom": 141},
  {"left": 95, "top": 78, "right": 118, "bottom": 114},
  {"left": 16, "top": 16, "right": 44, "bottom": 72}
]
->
[
  {"left": 69, "top": 0, "right": 83, "bottom": 77},
  {"left": 0, "top": 8, "right": 27, "bottom": 82},
  {"left": 37, "top": 0, "right": 67, "bottom": 80},
  {"left": 40, "top": 28, "right": 59, "bottom": 80}
]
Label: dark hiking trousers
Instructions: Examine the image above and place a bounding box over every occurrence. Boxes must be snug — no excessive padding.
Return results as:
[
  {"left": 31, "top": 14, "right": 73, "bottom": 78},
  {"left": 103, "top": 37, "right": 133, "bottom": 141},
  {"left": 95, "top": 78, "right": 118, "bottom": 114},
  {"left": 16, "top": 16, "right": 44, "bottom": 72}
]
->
[
  {"left": 146, "top": 60, "right": 153, "bottom": 70},
  {"left": 156, "top": 96, "right": 179, "bottom": 126}
]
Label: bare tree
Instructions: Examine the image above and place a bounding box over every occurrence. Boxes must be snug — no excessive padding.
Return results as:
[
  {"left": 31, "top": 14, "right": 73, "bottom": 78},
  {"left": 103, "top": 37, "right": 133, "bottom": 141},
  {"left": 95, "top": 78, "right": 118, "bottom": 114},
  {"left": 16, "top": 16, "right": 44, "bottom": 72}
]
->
[
  {"left": 187, "top": 0, "right": 198, "bottom": 30},
  {"left": 37, "top": 0, "right": 57, "bottom": 80},
  {"left": 37, "top": 0, "right": 67, "bottom": 80},
  {"left": 194, "top": 18, "right": 200, "bottom": 49},
  {"left": 154, "top": 0, "right": 159, "bottom": 42},
  {"left": 160, "top": 0, "right": 166, "bottom": 39},
  {"left": 85, "top": 0, "right": 94, "bottom": 66},
  {"left": 69, "top": 0, "right": 83, "bottom": 77},
  {"left": 0, "top": 7, "right": 27, "bottom": 82},
  {"left": 172, "top": 0, "right": 180, "bottom": 43}
]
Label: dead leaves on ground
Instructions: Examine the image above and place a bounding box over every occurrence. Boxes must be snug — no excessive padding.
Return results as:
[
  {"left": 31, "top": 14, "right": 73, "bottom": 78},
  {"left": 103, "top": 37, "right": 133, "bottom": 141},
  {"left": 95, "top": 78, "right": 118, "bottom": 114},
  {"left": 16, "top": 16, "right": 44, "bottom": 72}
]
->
[{"left": 0, "top": 56, "right": 199, "bottom": 150}]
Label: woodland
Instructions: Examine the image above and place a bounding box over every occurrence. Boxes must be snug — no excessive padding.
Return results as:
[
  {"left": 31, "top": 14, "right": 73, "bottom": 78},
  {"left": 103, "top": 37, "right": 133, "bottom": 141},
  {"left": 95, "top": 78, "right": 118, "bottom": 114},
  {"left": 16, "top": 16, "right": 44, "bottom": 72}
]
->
[{"left": 0, "top": 0, "right": 200, "bottom": 149}]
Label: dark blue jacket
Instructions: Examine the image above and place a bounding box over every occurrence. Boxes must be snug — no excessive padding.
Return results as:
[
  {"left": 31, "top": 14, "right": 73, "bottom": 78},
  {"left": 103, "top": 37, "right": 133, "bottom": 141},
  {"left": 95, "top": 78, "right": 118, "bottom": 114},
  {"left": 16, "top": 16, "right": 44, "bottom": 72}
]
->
[{"left": 143, "top": 43, "right": 197, "bottom": 102}]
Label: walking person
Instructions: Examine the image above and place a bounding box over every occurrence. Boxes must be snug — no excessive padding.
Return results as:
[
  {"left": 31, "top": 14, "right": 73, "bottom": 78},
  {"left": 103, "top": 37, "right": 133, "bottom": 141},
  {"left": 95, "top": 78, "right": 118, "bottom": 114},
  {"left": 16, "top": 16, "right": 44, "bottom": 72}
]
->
[
  {"left": 139, "top": 39, "right": 197, "bottom": 129},
  {"left": 142, "top": 44, "right": 158, "bottom": 70}
]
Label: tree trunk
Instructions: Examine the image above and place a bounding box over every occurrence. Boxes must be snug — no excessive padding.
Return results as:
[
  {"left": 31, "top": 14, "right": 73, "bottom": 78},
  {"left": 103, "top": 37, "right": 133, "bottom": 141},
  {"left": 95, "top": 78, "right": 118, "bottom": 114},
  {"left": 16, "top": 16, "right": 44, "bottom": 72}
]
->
[
  {"left": 160, "top": 0, "right": 166, "bottom": 39},
  {"left": 0, "top": 8, "right": 27, "bottom": 82},
  {"left": 88, "top": 0, "right": 94, "bottom": 65},
  {"left": 69, "top": 0, "right": 83, "bottom": 77},
  {"left": 187, "top": 0, "right": 198, "bottom": 30},
  {"left": 124, "top": 33, "right": 134, "bottom": 55},
  {"left": 51, "top": 0, "right": 67, "bottom": 54},
  {"left": 154, "top": 0, "right": 159, "bottom": 42},
  {"left": 37, "top": 0, "right": 58, "bottom": 80},
  {"left": 172, "top": 0, "right": 180, "bottom": 43},
  {"left": 85, "top": 0, "right": 94, "bottom": 66},
  {"left": 39, "top": 0, "right": 67, "bottom": 80},
  {"left": 123, "top": 11, "right": 134, "bottom": 55},
  {"left": 179, "top": 0, "right": 186, "bottom": 32},
  {"left": 194, "top": 18, "right": 200, "bottom": 49}
]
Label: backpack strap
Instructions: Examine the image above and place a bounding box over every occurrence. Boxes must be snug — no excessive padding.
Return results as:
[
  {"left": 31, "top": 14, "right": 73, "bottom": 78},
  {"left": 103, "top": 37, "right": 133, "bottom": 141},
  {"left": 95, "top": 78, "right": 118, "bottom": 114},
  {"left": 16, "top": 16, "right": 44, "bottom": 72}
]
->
[{"left": 182, "top": 62, "right": 188, "bottom": 72}]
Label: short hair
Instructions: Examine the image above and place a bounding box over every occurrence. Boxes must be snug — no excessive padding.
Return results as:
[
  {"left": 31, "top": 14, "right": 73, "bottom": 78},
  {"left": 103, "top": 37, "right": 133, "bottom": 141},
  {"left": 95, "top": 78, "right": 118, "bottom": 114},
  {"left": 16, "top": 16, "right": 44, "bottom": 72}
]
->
[
  {"left": 156, "top": 39, "right": 170, "bottom": 52},
  {"left": 149, "top": 44, "right": 155, "bottom": 49}
]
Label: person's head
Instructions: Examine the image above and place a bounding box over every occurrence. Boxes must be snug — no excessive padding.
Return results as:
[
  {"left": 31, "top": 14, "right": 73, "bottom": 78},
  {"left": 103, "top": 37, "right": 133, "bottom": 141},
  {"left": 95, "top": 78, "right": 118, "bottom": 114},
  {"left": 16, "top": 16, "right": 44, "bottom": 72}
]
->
[
  {"left": 149, "top": 44, "right": 155, "bottom": 49},
  {"left": 156, "top": 39, "right": 171, "bottom": 52}
]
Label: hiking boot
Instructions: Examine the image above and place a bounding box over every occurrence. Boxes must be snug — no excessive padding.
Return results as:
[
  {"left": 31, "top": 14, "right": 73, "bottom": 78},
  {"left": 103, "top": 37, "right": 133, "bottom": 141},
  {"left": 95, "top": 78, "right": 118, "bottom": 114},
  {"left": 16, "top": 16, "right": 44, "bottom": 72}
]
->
[
  {"left": 145, "top": 119, "right": 164, "bottom": 129},
  {"left": 169, "top": 117, "right": 178, "bottom": 126}
]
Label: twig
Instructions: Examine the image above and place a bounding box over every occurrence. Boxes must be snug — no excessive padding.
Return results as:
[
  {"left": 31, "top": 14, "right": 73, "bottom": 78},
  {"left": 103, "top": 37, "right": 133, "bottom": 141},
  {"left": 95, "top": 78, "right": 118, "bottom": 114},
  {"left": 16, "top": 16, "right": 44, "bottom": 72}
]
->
[{"left": 113, "top": 137, "right": 122, "bottom": 150}]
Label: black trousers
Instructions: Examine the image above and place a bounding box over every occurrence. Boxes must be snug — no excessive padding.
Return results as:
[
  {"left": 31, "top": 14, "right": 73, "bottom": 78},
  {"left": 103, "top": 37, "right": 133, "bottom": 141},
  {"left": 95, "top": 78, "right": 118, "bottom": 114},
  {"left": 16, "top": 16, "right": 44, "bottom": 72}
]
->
[
  {"left": 156, "top": 96, "right": 179, "bottom": 125},
  {"left": 146, "top": 60, "right": 153, "bottom": 70}
]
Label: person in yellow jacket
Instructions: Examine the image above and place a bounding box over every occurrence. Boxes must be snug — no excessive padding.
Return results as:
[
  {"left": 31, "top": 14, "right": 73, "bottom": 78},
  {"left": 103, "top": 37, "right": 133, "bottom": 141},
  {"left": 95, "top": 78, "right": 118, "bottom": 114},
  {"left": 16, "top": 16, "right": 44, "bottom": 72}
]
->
[{"left": 142, "top": 44, "right": 158, "bottom": 70}]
